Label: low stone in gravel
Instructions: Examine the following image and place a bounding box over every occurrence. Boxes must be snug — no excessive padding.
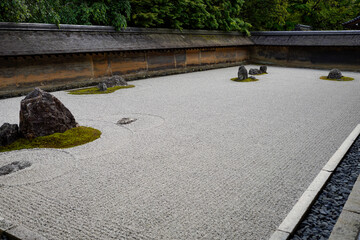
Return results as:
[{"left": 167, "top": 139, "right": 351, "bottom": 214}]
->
[
  {"left": 105, "top": 75, "right": 128, "bottom": 87},
  {"left": 328, "top": 69, "right": 342, "bottom": 80},
  {"left": 117, "top": 118, "right": 137, "bottom": 125},
  {"left": 249, "top": 68, "right": 262, "bottom": 75},
  {"left": 260, "top": 66, "right": 267, "bottom": 73},
  {"left": 0, "top": 161, "right": 31, "bottom": 176}
]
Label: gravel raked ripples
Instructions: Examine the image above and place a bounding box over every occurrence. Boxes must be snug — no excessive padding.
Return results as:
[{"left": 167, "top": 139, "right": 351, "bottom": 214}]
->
[{"left": 290, "top": 136, "right": 360, "bottom": 240}]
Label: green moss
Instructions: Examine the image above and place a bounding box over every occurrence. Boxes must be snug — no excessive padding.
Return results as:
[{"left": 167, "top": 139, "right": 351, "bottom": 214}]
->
[
  {"left": 231, "top": 77, "right": 259, "bottom": 82},
  {"left": 0, "top": 126, "right": 101, "bottom": 152},
  {"left": 68, "top": 85, "right": 135, "bottom": 95},
  {"left": 320, "top": 76, "right": 354, "bottom": 81}
]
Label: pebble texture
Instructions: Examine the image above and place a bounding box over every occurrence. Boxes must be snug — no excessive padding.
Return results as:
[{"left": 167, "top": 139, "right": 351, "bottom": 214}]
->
[
  {"left": 290, "top": 135, "right": 360, "bottom": 240},
  {"left": 0, "top": 66, "right": 360, "bottom": 239}
]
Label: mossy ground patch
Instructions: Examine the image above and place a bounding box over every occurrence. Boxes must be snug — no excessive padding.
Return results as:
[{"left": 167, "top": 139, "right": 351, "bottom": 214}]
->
[
  {"left": 320, "top": 76, "right": 354, "bottom": 81},
  {"left": 231, "top": 77, "right": 259, "bottom": 82},
  {"left": 68, "top": 85, "right": 135, "bottom": 95},
  {"left": 0, "top": 126, "right": 101, "bottom": 152}
]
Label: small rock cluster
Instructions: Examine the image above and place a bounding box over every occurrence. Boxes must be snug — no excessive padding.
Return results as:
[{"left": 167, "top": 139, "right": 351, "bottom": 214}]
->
[
  {"left": 237, "top": 65, "right": 268, "bottom": 80},
  {"left": 290, "top": 134, "right": 360, "bottom": 240},
  {"left": 0, "top": 88, "right": 78, "bottom": 146},
  {"left": 249, "top": 66, "right": 267, "bottom": 75},
  {"left": 98, "top": 75, "right": 128, "bottom": 91},
  {"left": 327, "top": 69, "right": 343, "bottom": 80}
]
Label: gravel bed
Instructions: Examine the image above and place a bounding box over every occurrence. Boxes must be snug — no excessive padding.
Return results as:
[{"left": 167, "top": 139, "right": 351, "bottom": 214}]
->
[{"left": 290, "top": 136, "right": 360, "bottom": 240}]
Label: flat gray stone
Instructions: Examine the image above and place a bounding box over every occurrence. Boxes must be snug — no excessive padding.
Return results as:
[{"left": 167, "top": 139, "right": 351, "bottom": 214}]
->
[
  {"left": 343, "top": 175, "right": 360, "bottom": 214},
  {"left": 329, "top": 210, "right": 360, "bottom": 240}
]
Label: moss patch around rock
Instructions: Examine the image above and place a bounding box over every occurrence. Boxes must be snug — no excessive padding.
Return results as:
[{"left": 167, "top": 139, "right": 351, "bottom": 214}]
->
[
  {"left": 68, "top": 85, "right": 135, "bottom": 95},
  {"left": 320, "top": 76, "right": 354, "bottom": 81},
  {"left": 0, "top": 126, "right": 101, "bottom": 152},
  {"left": 231, "top": 77, "right": 259, "bottom": 82}
]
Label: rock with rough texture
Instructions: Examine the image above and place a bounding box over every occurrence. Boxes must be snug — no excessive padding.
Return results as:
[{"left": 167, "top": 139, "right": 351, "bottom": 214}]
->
[
  {"left": 98, "top": 82, "right": 107, "bottom": 91},
  {"left": 20, "top": 88, "right": 78, "bottom": 139},
  {"left": 328, "top": 69, "right": 342, "bottom": 80},
  {"left": 260, "top": 66, "right": 267, "bottom": 73},
  {"left": 238, "top": 66, "right": 248, "bottom": 80},
  {"left": 117, "top": 118, "right": 137, "bottom": 125},
  {"left": 249, "top": 68, "right": 262, "bottom": 75},
  {"left": 0, "top": 161, "right": 31, "bottom": 176},
  {"left": 105, "top": 75, "right": 128, "bottom": 87},
  {"left": 0, "top": 123, "right": 21, "bottom": 146}
]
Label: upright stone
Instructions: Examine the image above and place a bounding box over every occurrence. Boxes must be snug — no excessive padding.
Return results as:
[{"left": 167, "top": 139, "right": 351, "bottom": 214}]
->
[
  {"left": 98, "top": 82, "right": 107, "bottom": 91},
  {"left": 260, "top": 66, "right": 267, "bottom": 73},
  {"left": 19, "top": 88, "right": 78, "bottom": 139},
  {"left": 328, "top": 69, "right": 342, "bottom": 80},
  {"left": 238, "top": 66, "right": 248, "bottom": 80},
  {"left": 0, "top": 123, "right": 20, "bottom": 146}
]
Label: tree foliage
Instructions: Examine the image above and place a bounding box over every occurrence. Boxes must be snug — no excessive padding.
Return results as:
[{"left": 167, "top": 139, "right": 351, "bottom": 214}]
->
[
  {"left": 242, "top": 0, "right": 360, "bottom": 31},
  {"left": 286, "top": 0, "right": 360, "bottom": 30},
  {"left": 1, "top": 0, "right": 360, "bottom": 32},
  {"left": 0, "top": 0, "right": 131, "bottom": 30},
  {"left": 241, "top": 0, "right": 289, "bottom": 31},
  {"left": 129, "top": 0, "right": 251, "bottom": 33}
]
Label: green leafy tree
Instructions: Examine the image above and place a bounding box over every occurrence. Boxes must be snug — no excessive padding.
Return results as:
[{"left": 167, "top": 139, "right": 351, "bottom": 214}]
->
[
  {"left": 241, "top": 0, "right": 289, "bottom": 31},
  {"left": 0, "top": 0, "right": 131, "bottom": 30},
  {"left": 130, "top": 0, "right": 251, "bottom": 33},
  {"left": 286, "top": 0, "right": 360, "bottom": 30}
]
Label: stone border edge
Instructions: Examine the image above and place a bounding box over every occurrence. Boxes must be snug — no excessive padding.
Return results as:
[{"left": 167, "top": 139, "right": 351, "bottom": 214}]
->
[
  {"left": 269, "top": 124, "right": 360, "bottom": 240},
  {"left": 0, "top": 216, "right": 47, "bottom": 240}
]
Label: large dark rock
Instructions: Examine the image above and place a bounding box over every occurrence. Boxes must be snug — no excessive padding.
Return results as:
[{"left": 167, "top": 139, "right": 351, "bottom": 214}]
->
[
  {"left": 328, "top": 69, "right": 342, "bottom": 80},
  {"left": 0, "top": 123, "right": 21, "bottom": 146},
  {"left": 238, "top": 66, "right": 248, "bottom": 80},
  {"left": 249, "top": 68, "right": 262, "bottom": 75},
  {"left": 20, "top": 88, "right": 78, "bottom": 139}
]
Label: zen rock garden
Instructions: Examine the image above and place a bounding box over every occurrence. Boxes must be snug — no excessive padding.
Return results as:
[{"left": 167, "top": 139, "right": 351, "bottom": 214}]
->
[
  {"left": 68, "top": 75, "right": 135, "bottom": 95},
  {"left": 233, "top": 65, "right": 268, "bottom": 82},
  {"left": 0, "top": 88, "right": 101, "bottom": 152}
]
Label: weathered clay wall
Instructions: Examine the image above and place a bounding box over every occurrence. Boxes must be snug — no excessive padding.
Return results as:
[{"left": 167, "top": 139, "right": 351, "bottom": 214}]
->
[
  {"left": 1, "top": 23, "right": 360, "bottom": 98},
  {"left": 0, "top": 23, "right": 251, "bottom": 98},
  {"left": 0, "top": 47, "right": 248, "bottom": 97},
  {"left": 250, "top": 46, "right": 360, "bottom": 71},
  {"left": 250, "top": 31, "right": 360, "bottom": 70}
]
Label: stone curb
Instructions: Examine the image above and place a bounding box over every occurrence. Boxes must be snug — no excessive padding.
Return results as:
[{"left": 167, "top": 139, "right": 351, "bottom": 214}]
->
[
  {"left": 269, "top": 124, "right": 360, "bottom": 240},
  {"left": 328, "top": 174, "right": 360, "bottom": 240},
  {"left": 0, "top": 216, "right": 47, "bottom": 240}
]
